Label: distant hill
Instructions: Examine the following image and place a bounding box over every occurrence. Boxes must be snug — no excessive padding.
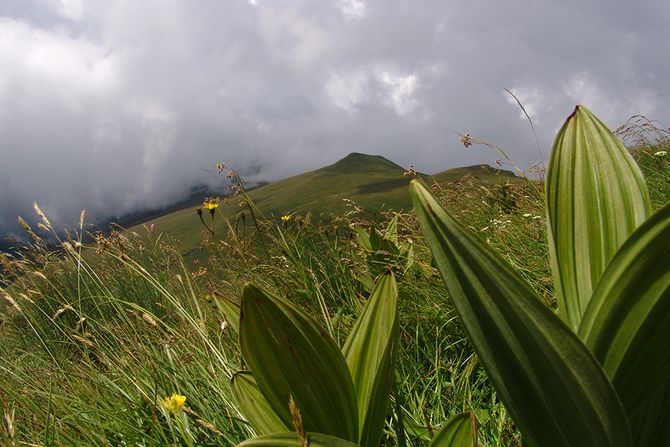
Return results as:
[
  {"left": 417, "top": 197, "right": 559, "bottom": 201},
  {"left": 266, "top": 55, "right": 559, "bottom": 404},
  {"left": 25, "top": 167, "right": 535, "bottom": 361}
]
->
[
  {"left": 431, "top": 163, "right": 517, "bottom": 183},
  {"left": 128, "top": 153, "right": 519, "bottom": 254}
]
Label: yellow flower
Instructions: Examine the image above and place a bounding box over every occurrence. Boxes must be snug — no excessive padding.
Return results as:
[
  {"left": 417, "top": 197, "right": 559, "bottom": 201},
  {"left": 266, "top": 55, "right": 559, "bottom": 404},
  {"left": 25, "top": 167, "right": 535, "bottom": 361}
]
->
[
  {"left": 202, "top": 199, "right": 220, "bottom": 211},
  {"left": 161, "top": 393, "right": 186, "bottom": 413},
  {"left": 281, "top": 214, "right": 291, "bottom": 222}
]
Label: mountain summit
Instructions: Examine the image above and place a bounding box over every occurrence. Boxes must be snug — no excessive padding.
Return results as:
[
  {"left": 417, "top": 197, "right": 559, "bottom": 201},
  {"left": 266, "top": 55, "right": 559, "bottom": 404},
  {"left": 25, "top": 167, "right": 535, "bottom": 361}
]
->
[{"left": 324, "top": 152, "right": 405, "bottom": 173}]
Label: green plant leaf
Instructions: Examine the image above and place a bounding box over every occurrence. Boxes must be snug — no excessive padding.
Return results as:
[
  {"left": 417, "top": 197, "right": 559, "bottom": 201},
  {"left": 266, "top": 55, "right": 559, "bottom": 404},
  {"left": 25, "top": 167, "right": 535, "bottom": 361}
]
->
[
  {"left": 627, "top": 382, "right": 670, "bottom": 447},
  {"left": 239, "top": 283, "right": 359, "bottom": 442},
  {"left": 342, "top": 271, "right": 399, "bottom": 447},
  {"left": 355, "top": 226, "right": 373, "bottom": 251},
  {"left": 546, "top": 105, "right": 651, "bottom": 331},
  {"left": 410, "top": 180, "right": 631, "bottom": 447},
  {"left": 369, "top": 227, "right": 382, "bottom": 251},
  {"left": 215, "top": 294, "right": 241, "bottom": 334},
  {"left": 238, "top": 432, "right": 362, "bottom": 447},
  {"left": 578, "top": 201, "right": 670, "bottom": 412},
  {"left": 385, "top": 214, "right": 399, "bottom": 243},
  {"left": 231, "top": 371, "right": 289, "bottom": 435},
  {"left": 428, "top": 412, "right": 477, "bottom": 447}
]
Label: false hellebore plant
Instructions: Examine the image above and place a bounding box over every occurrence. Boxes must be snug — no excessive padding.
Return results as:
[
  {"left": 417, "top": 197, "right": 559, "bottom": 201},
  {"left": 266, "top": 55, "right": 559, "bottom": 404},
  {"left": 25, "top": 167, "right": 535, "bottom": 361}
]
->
[
  {"left": 411, "top": 105, "right": 670, "bottom": 446},
  {"left": 230, "top": 272, "right": 480, "bottom": 447}
]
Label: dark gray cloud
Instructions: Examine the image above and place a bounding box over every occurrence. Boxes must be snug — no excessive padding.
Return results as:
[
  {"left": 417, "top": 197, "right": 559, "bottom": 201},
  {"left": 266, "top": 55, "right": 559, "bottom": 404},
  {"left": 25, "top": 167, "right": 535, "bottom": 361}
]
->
[{"left": 0, "top": 0, "right": 667, "bottom": 236}]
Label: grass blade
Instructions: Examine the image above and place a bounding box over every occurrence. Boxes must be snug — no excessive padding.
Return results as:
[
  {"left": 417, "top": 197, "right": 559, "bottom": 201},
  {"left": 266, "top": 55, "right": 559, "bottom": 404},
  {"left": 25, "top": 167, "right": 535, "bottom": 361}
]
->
[
  {"left": 579, "top": 201, "right": 670, "bottom": 412},
  {"left": 238, "top": 432, "right": 362, "bottom": 447},
  {"left": 410, "top": 180, "right": 631, "bottom": 447},
  {"left": 240, "top": 284, "right": 358, "bottom": 442},
  {"left": 231, "top": 371, "right": 289, "bottom": 435},
  {"left": 546, "top": 105, "right": 651, "bottom": 331},
  {"left": 342, "top": 271, "right": 399, "bottom": 447},
  {"left": 428, "top": 412, "right": 477, "bottom": 447}
]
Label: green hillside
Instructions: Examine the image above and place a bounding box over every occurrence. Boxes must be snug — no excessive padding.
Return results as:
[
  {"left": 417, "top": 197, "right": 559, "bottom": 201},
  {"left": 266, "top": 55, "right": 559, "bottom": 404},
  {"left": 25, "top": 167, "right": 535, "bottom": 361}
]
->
[{"left": 130, "top": 153, "right": 518, "bottom": 252}]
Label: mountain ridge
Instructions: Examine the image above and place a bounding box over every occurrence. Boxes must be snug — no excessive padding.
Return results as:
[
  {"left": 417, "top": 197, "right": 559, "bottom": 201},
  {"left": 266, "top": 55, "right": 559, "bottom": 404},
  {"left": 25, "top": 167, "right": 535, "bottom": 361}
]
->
[{"left": 128, "top": 152, "right": 519, "bottom": 256}]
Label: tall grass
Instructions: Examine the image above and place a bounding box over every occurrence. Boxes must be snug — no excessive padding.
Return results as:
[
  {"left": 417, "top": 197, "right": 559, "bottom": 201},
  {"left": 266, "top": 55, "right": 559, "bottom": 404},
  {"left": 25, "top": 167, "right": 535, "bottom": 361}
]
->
[{"left": 1, "top": 121, "right": 668, "bottom": 446}]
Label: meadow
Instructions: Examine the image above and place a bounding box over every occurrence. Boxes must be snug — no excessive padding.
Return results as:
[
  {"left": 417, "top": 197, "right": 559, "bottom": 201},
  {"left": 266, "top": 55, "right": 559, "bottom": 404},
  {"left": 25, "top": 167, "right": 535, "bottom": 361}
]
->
[{"left": 1, "top": 110, "right": 669, "bottom": 446}]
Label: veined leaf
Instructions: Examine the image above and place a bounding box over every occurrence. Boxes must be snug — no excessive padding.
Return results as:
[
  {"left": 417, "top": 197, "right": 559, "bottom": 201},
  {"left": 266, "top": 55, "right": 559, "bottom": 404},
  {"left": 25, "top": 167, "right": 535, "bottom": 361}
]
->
[
  {"left": 239, "top": 284, "right": 358, "bottom": 442},
  {"left": 231, "top": 371, "right": 288, "bottom": 435},
  {"left": 428, "top": 412, "right": 478, "bottom": 447},
  {"left": 546, "top": 105, "right": 651, "bottom": 331},
  {"left": 410, "top": 180, "right": 631, "bottom": 447},
  {"left": 342, "top": 271, "right": 399, "bottom": 447},
  {"left": 238, "top": 432, "right": 362, "bottom": 447},
  {"left": 579, "top": 201, "right": 670, "bottom": 412},
  {"left": 386, "top": 214, "right": 399, "bottom": 243}
]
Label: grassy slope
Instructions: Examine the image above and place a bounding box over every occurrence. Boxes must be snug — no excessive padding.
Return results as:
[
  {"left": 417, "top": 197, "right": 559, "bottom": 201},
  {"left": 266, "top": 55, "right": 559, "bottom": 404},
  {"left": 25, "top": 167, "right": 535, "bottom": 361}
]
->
[
  {"left": 131, "top": 152, "right": 519, "bottom": 251},
  {"left": 2, "top": 142, "right": 668, "bottom": 446}
]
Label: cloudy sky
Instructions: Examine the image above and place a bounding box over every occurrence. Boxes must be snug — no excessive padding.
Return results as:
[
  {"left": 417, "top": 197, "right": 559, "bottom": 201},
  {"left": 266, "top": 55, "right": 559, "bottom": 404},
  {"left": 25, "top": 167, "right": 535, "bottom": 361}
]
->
[{"left": 0, "top": 0, "right": 668, "bottom": 238}]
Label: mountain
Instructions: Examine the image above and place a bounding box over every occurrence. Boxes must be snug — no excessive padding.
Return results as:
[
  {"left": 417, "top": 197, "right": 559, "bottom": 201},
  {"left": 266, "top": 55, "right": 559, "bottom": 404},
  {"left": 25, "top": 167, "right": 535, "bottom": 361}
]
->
[{"left": 128, "top": 153, "right": 518, "bottom": 253}]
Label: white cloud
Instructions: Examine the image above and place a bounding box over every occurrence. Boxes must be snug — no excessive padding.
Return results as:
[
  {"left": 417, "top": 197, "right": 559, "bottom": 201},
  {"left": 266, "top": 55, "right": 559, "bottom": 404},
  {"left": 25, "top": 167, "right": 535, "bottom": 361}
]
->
[
  {"left": 34, "top": 0, "right": 85, "bottom": 21},
  {"left": 257, "top": 5, "right": 332, "bottom": 68},
  {"left": 327, "top": 67, "right": 423, "bottom": 117},
  {"left": 504, "top": 87, "right": 545, "bottom": 124},
  {"left": 562, "top": 72, "right": 657, "bottom": 125},
  {"left": 339, "top": 0, "right": 366, "bottom": 20},
  {"left": 0, "top": 19, "right": 117, "bottom": 97},
  {"left": 59, "top": 0, "right": 84, "bottom": 20},
  {"left": 326, "top": 70, "right": 369, "bottom": 114},
  {"left": 376, "top": 70, "right": 419, "bottom": 116}
]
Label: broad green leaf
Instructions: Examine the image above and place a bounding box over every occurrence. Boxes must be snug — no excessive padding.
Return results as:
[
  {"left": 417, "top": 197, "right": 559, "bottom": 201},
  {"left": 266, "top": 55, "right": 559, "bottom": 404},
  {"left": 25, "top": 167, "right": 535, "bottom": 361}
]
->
[
  {"left": 238, "top": 432, "right": 362, "bottom": 447},
  {"left": 628, "top": 382, "right": 670, "bottom": 447},
  {"left": 355, "top": 226, "right": 373, "bottom": 251},
  {"left": 386, "top": 215, "right": 399, "bottom": 242},
  {"left": 353, "top": 272, "right": 375, "bottom": 293},
  {"left": 369, "top": 227, "right": 382, "bottom": 251},
  {"left": 402, "top": 417, "right": 432, "bottom": 442},
  {"left": 429, "top": 412, "right": 477, "bottom": 447},
  {"left": 546, "top": 105, "right": 651, "bottom": 331},
  {"left": 579, "top": 201, "right": 670, "bottom": 412},
  {"left": 342, "top": 271, "right": 399, "bottom": 447},
  {"left": 215, "top": 294, "right": 241, "bottom": 334},
  {"left": 410, "top": 180, "right": 631, "bottom": 447},
  {"left": 239, "top": 284, "right": 358, "bottom": 442},
  {"left": 231, "top": 371, "right": 288, "bottom": 435}
]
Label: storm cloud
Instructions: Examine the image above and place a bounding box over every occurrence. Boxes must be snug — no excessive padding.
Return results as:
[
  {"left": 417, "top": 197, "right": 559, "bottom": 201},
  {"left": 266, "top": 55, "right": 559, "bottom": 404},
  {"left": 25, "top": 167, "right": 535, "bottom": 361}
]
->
[{"left": 0, "top": 0, "right": 668, "bottom": 236}]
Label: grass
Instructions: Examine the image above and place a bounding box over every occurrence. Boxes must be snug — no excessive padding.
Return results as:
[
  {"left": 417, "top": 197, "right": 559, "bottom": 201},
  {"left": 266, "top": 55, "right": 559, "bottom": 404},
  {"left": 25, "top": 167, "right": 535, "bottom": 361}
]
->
[
  {"left": 131, "top": 152, "right": 519, "bottom": 262},
  {"left": 0, "top": 131, "right": 668, "bottom": 446}
]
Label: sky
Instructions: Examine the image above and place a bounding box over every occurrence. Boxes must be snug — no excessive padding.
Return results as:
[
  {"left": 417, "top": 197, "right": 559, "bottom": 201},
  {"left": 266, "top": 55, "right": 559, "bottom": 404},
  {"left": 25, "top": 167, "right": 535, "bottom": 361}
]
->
[{"left": 0, "top": 0, "right": 668, "bottom": 238}]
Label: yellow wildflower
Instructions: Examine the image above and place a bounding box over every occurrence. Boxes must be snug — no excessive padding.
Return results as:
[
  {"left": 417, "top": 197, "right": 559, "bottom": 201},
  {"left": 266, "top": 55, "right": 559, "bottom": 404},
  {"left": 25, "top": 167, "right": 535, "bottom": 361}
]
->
[
  {"left": 161, "top": 393, "right": 186, "bottom": 413},
  {"left": 281, "top": 214, "right": 291, "bottom": 222},
  {"left": 202, "top": 198, "right": 220, "bottom": 215},
  {"left": 202, "top": 198, "right": 220, "bottom": 211}
]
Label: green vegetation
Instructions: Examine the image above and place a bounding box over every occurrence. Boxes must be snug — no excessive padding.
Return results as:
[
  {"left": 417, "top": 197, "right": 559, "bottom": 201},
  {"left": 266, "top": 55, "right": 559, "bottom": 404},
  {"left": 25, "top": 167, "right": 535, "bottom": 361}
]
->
[
  {"left": 1, "top": 109, "right": 668, "bottom": 446},
  {"left": 133, "top": 152, "right": 518, "bottom": 259},
  {"left": 412, "top": 106, "right": 670, "bottom": 446}
]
